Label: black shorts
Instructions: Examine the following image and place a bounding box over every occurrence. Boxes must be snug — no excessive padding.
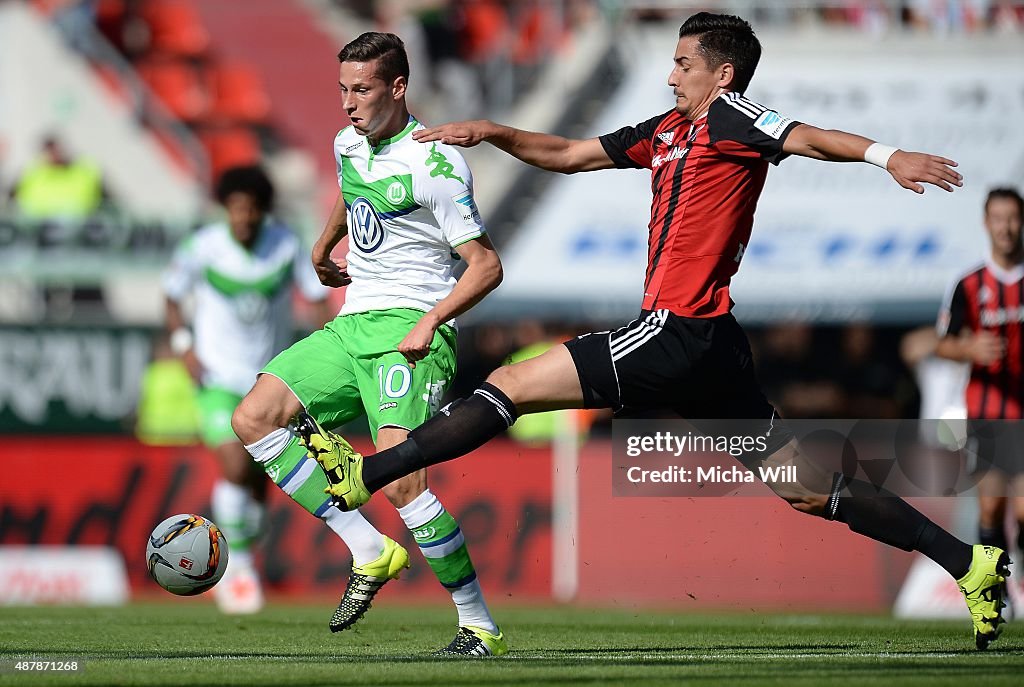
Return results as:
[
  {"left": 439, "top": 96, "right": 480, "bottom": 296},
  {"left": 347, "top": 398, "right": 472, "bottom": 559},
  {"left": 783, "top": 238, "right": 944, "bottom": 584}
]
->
[{"left": 564, "top": 309, "right": 777, "bottom": 422}]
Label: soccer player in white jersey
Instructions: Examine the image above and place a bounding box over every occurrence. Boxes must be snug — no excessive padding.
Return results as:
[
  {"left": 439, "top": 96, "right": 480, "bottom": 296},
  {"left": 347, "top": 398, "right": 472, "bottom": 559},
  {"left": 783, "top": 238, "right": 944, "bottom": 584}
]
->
[
  {"left": 163, "top": 165, "right": 334, "bottom": 613},
  {"left": 231, "top": 33, "right": 507, "bottom": 656}
]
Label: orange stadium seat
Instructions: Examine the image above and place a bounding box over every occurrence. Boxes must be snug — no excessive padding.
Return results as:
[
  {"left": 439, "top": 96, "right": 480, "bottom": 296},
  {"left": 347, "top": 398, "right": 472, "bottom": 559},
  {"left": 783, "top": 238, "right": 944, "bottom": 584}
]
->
[
  {"left": 198, "top": 126, "right": 261, "bottom": 180},
  {"left": 140, "top": 0, "right": 210, "bottom": 58},
  {"left": 137, "top": 59, "right": 209, "bottom": 121},
  {"left": 206, "top": 63, "right": 272, "bottom": 124}
]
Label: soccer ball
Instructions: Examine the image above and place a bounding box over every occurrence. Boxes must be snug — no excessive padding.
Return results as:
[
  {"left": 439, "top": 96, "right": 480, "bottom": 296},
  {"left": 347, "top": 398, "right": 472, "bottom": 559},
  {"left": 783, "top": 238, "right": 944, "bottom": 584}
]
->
[{"left": 146, "top": 514, "right": 228, "bottom": 595}]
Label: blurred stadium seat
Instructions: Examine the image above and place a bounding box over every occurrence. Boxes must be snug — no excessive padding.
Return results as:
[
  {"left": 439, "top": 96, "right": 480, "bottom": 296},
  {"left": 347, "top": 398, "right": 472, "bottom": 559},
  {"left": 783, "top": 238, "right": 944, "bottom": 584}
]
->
[
  {"left": 139, "top": 0, "right": 209, "bottom": 58},
  {"left": 136, "top": 58, "right": 209, "bottom": 121},
  {"left": 197, "top": 125, "right": 261, "bottom": 180},
  {"left": 205, "top": 62, "right": 272, "bottom": 125}
]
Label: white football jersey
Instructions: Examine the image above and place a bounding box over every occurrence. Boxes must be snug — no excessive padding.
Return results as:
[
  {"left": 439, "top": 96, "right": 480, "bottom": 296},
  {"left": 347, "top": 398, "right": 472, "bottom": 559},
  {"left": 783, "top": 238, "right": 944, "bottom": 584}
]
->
[
  {"left": 335, "top": 117, "right": 487, "bottom": 320},
  {"left": 163, "top": 220, "right": 328, "bottom": 395}
]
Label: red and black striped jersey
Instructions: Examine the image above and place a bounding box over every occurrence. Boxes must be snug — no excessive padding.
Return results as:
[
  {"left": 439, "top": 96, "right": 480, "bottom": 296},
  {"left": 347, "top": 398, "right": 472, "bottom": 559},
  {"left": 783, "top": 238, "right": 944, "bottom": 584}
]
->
[
  {"left": 939, "top": 261, "right": 1024, "bottom": 419},
  {"left": 599, "top": 92, "right": 799, "bottom": 318}
]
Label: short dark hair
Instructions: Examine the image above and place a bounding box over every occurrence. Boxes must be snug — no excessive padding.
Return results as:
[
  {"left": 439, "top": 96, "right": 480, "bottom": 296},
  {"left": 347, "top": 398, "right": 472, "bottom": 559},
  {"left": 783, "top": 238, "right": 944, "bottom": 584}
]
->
[
  {"left": 678, "top": 12, "right": 761, "bottom": 93},
  {"left": 215, "top": 165, "right": 274, "bottom": 211},
  {"left": 985, "top": 187, "right": 1024, "bottom": 216},
  {"left": 337, "top": 32, "right": 409, "bottom": 84}
]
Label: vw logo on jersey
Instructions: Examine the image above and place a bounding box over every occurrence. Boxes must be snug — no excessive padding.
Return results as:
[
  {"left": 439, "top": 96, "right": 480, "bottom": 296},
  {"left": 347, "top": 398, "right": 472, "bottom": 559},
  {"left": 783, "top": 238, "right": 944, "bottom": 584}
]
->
[
  {"left": 234, "top": 291, "right": 269, "bottom": 324},
  {"left": 349, "top": 196, "right": 386, "bottom": 253}
]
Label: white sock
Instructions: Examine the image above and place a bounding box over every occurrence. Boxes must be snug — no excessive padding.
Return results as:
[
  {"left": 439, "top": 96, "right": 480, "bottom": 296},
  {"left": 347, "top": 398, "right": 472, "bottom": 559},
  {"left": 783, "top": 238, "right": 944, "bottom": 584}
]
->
[
  {"left": 451, "top": 579, "right": 497, "bottom": 634},
  {"left": 395, "top": 488, "right": 444, "bottom": 527},
  {"left": 397, "top": 489, "right": 498, "bottom": 634},
  {"left": 212, "top": 479, "right": 253, "bottom": 554},
  {"left": 323, "top": 508, "right": 385, "bottom": 567},
  {"left": 244, "top": 427, "right": 293, "bottom": 464},
  {"left": 244, "top": 498, "right": 266, "bottom": 544}
]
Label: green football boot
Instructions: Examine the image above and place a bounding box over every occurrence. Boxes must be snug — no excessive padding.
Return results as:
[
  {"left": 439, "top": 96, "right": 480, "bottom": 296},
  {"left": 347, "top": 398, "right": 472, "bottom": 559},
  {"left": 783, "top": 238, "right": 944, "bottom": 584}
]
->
[
  {"left": 295, "top": 411, "right": 371, "bottom": 511},
  {"left": 957, "top": 544, "right": 1011, "bottom": 650},
  {"left": 329, "top": 536, "right": 410, "bottom": 632},
  {"left": 435, "top": 626, "right": 509, "bottom": 657}
]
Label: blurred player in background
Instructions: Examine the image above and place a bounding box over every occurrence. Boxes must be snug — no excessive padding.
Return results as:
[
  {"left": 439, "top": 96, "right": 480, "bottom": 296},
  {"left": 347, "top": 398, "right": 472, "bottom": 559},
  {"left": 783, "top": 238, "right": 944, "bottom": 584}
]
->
[
  {"left": 231, "top": 33, "right": 507, "bottom": 655},
  {"left": 303, "top": 13, "right": 1013, "bottom": 650},
  {"left": 163, "top": 165, "right": 334, "bottom": 613},
  {"left": 937, "top": 187, "right": 1024, "bottom": 612}
]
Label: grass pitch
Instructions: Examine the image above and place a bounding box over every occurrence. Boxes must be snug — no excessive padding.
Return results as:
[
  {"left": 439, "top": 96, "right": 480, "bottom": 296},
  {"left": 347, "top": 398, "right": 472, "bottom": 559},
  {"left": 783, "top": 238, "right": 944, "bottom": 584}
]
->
[{"left": 1, "top": 604, "right": 1022, "bottom": 686}]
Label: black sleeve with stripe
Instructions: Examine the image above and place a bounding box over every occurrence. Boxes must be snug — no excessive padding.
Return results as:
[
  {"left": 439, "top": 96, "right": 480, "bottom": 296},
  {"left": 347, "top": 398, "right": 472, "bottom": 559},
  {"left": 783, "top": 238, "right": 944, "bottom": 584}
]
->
[
  {"left": 939, "top": 280, "right": 968, "bottom": 337},
  {"left": 598, "top": 111, "right": 668, "bottom": 169},
  {"left": 707, "top": 95, "right": 800, "bottom": 165}
]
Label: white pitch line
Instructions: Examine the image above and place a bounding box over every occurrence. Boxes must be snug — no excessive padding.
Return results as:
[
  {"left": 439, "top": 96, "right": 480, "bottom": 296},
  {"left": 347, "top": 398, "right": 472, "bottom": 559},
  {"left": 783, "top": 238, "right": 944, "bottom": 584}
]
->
[{"left": 503, "top": 651, "right": 965, "bottom": 661}]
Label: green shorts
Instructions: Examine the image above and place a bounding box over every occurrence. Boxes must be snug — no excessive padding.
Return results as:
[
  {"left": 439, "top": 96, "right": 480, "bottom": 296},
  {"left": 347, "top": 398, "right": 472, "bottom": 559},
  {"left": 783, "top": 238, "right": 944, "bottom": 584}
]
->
[
  {"left": 262, "top": 308, "right": 457, "bottom": 440},
  {"left": 196, "top": 386, "right": 244, "bottom": 448}
]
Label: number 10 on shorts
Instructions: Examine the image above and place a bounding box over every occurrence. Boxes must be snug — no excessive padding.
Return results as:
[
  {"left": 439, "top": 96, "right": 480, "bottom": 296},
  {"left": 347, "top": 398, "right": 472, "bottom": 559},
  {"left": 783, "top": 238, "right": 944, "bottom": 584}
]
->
[{"left": 378, "top": 363, "right": 412, "bottom": 401}]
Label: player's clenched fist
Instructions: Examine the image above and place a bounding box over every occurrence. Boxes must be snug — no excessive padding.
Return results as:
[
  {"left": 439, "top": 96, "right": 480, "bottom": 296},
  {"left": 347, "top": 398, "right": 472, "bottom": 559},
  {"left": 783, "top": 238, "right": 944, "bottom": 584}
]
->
[
  {"left": 397, "top": 318, "right": 438, "bottom": 368},
  {"left": 311, "top": 243, "right": 351, "bottom": 288}
]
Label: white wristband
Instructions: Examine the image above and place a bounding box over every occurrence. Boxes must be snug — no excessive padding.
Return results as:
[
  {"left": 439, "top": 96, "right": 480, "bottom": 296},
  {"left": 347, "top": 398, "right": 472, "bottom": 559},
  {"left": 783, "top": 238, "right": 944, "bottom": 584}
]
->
[
  {"left": 864, "top": 143, "right": 898, "bottom": 169},
  {"left": 169, "top": 327, "right": 193, "bottom": 355}
]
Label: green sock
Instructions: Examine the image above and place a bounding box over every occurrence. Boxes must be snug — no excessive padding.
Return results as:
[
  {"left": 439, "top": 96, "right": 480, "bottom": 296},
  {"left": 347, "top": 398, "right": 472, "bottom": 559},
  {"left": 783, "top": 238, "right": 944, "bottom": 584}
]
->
[
  {"left": 261, "top": 436, "right": 335, "bottom": 518},
  {"left": 412, "top": 509, "right": 477, "bottom": 589}
]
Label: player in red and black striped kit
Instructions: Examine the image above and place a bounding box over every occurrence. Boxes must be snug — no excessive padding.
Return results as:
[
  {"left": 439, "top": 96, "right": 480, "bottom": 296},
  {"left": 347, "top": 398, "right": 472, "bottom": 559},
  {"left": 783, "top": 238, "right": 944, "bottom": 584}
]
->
[
  {"left": 293, "top": 13, "right": 1009, "bottom": 648},
  {"left": 937, "top": 188, "right": 1024, "bottom": 598}
]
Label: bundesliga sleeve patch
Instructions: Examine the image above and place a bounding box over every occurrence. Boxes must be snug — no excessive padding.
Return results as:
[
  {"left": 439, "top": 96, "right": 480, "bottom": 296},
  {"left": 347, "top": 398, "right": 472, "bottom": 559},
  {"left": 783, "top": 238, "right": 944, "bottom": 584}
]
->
[
  {"left": 753, "top": 110, "right": 794, "bottom": 140},
  {"left": 451, "top": 190, "right": 482, "bottom": 226}
]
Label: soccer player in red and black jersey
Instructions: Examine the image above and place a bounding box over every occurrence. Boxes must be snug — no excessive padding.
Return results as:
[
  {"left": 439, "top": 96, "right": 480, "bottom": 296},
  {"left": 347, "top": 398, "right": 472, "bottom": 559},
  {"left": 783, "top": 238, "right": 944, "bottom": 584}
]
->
[
  {"left": 293, "top": 13, "right": 1009, "bottom": 648},
  {"left": 937, "top": 187, "right": 1024, "bottom": 593}
]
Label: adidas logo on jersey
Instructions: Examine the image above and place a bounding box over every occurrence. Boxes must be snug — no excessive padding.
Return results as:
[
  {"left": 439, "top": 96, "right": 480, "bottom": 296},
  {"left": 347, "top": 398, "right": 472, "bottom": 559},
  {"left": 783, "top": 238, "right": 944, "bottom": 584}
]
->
[{"left": 656, "top": 132, "right": 675, "bottom": 146}]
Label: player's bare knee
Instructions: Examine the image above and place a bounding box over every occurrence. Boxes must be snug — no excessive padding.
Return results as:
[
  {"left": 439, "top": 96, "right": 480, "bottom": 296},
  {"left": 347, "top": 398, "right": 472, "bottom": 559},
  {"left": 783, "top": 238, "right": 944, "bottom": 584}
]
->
[
  {"left": 231, "top": 396, "right": 283, "bottom": 445},
  {"left": 230, "top": 401, "right": 256, "bottom": 445},
  {"left": 484, "top": 366, "right": 523, "bottom": 406}
]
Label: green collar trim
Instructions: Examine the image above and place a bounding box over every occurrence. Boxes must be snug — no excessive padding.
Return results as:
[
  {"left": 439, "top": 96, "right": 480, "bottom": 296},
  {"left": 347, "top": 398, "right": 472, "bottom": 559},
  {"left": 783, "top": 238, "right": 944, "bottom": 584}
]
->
[{"left": 372, "top": 117, "right": 418, "bottom": 152}]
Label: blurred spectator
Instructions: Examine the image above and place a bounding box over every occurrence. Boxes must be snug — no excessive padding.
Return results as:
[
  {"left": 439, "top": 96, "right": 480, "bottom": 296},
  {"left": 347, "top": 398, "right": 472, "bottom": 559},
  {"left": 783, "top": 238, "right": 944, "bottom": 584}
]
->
[
  {"left": 451, "top": 323, "right": 514, "bottom": 398},
  {"left": 10, "top": 136, "right": 107, "bottom": 221},
  {"left": 618, "top": 1, "right": 1023, "bottom": 33},
  {"left": 135, "top": 331, "right": 200, "bottom": 445},
  {"left": 991, "top": 0, "right": 1024, "bottom": 30},
  {"left": 900, "top": 325, "right": 968, "bottom": 421},
  {"left": 753, "top": 323, "right": 846, "bottom": 418},
  {"left": 504, "top": 320, "right": 566, "bottom": 444},
  {"left": 835, "top": 323, "right": 904, "bottom": 418},
  {"left": 33, "top": 0, "right": 102, "bottom": 58},
  {"left": 906, "top": 0, "right": 990, "bottom": 33}
]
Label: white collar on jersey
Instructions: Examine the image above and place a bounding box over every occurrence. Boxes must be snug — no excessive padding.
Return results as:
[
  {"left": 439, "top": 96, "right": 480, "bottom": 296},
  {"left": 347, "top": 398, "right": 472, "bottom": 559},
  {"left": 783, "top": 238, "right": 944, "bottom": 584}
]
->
[{"left": 985, "top": 257, "right": 1024, "bottom": 285}]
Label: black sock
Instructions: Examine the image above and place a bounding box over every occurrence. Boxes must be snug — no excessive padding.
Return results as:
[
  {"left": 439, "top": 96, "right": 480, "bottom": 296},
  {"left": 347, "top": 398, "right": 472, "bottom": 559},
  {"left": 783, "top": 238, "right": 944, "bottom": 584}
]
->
[
  {"left": 363, "top": 382, "right": 517, "bottom": 493},
  {"left": 979, "top": 525, "right": 1008, "bottom": 552},
  {"left": 832, "top": 477, "right": 973, "bottom": 579},
  {"left": 1018, "top": 524, "right": 1024, "bottom": 556}
]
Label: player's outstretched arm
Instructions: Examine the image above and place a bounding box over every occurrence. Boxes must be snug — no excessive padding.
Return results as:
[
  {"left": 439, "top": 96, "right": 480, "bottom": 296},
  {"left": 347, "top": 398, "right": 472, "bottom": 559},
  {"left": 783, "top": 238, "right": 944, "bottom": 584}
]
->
[
  {"left": 413, "top": 121, "right": 613, "bottom": 174},
  {"left": 397, "top": 235, "right": 502, "bottom": 366},
  {"left": 782, "top": 124, "right": 963, "bottom": 194},
  {"left": 311, "top": 189, "right": 351, "bottom": 287}
]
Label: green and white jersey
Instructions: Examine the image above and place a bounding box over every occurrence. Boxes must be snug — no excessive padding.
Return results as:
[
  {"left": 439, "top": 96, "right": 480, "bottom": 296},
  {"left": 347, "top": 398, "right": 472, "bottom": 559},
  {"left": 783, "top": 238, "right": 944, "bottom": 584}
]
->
[
  {"left": 163, "top": 220, "right": 328, "bottom": 395},
  {"left": 336, "top": 116, "right": 486, "bottom": 320}
]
